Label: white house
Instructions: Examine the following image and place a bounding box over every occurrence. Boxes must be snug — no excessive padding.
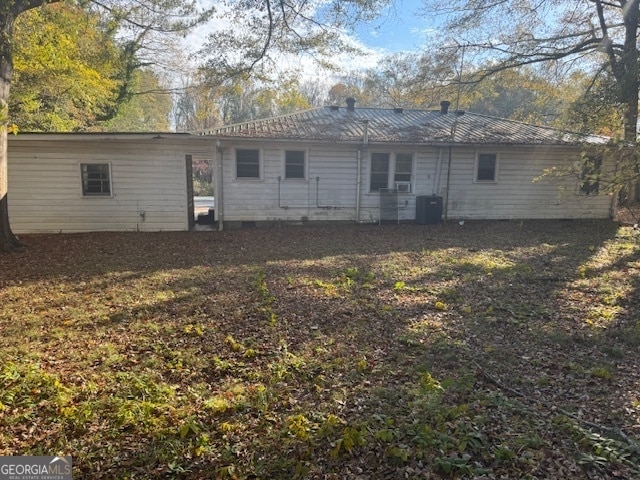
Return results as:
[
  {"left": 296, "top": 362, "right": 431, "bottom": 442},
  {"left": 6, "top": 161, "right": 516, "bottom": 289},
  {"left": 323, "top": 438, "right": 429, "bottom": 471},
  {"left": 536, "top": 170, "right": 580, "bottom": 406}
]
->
[
  {"left": 7, "top": 99, "right": 615, "bottom": 234},
  {"left": 204, "top": 99, "right": 614, "bottom": 229}
]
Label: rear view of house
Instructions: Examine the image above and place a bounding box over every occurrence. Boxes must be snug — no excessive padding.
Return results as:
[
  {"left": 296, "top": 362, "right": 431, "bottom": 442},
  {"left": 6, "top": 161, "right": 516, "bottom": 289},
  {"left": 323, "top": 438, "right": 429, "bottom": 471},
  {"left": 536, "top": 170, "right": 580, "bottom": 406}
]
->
[
  {"left": 203, "top": 98, "right": 615, "bottom": 228},
  {"left": 7, "top": 99, "right": 615, "bottom": 234}
]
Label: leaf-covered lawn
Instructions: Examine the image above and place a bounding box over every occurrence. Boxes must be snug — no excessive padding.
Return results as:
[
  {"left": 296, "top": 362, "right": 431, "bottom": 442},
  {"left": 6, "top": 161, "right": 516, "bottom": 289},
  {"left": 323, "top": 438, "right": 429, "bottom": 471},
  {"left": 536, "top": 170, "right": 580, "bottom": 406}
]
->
[{"left": 1, "top": 221, "right": 639, "bottom": 479}]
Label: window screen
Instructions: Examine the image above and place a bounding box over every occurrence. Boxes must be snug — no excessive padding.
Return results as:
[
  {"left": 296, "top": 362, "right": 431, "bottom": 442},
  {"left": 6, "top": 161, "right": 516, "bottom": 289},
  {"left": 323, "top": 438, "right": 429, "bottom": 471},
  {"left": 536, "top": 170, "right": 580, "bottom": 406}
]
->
[
  {"left": 285, "top": 150, "right": 305, "bottom": 179},
  {"left": 370, "top": 153, "right": 390, "bottom": 191},
  {"left": 236, "top": 149, "right": 260, "bottom": 178},
  {"left": 476, "top": 153, "right": 497, "bottom": 182}
]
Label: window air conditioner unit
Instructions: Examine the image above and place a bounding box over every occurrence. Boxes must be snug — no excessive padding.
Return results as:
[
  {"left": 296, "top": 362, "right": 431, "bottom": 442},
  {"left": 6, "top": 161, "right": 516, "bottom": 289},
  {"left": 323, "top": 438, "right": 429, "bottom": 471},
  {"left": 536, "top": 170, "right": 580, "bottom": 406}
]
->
[{"left": 395, "top": 182, "right": 411, "bottom": 193}]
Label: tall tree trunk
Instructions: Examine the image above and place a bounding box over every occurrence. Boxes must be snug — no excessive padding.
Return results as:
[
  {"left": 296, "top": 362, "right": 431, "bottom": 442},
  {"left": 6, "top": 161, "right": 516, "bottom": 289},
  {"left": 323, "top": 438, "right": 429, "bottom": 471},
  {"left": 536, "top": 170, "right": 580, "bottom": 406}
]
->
[
  {"left": 1, "top": 1, "right": 50, "bottom": 251},
  {"left": 618, "top": 0, "right": 640, "bottom": 204},
  {"left": 0, "top": 7, "right": 21, "bottom": 251},
  {"left": 620, "top": 0, "right": 639, "bottom": 143}
]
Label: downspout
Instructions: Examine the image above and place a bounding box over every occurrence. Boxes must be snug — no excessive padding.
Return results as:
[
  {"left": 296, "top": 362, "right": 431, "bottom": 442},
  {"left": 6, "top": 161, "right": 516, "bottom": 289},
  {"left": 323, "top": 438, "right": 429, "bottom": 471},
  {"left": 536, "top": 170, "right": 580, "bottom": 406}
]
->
[
  {"left": 444, "top": 44, "right": 466, "bottom": 223},
  {"left": 356, "top": 119, "right": 369, "bottom": 223},
  {"left": 433, "top": 147, "right": 444, "bottom": 195},
  {"left": 610, "top": 148, "right": 623, "bottom": 219},
  {"left": 216, "top": 139, "right": 224, "bottom": 231},
  {"left": 444, "top": 146, "right": 453, "bottom": 222}
]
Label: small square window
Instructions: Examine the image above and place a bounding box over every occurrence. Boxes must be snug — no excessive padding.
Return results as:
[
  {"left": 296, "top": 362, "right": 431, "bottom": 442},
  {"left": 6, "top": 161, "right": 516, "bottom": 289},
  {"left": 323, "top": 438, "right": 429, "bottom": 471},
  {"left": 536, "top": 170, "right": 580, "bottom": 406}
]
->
[
  {"left": 236, "top": 149, "right": 260, "bottom": 178},
  {"left": 81, "top": 163, "right": 111, "bottom": 196},
  {"left": 285, "top": 150, "right": 305, "bottom": 179},
  {"left": 476, "top": 153, "right": 497, "bottom": 182}
]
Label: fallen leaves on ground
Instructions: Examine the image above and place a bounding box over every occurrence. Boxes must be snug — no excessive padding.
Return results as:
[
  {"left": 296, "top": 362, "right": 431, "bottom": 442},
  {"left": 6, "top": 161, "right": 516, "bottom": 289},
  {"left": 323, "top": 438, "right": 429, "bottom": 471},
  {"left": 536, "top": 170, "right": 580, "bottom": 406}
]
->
[{"left": 0, "top": 220, "right": 639, "bottom": 479}]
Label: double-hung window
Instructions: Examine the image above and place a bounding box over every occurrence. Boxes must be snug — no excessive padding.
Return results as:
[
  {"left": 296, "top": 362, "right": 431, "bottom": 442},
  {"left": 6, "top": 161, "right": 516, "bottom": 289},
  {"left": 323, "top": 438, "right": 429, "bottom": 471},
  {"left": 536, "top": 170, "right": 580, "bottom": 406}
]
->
[
  {"left": 370, "top": 152, "right": 414, "bottom": 192},
  {"left": 236, "top": 149, "right": 260, "bottom": 179},
  {"left": 394, "top": 153, "right": 413, "bottom": 192},
  {"left": 285, "top": 150, "right": 305, "bottom": 179},
  {"left": 475, "top": 153, "right": 498, "bottom": 182},
  {"left": 81, "top": 163, "right": 111, "bottom": 196},
  {"left": 370, "top": 153, "right": 390, "bottom": 192}
]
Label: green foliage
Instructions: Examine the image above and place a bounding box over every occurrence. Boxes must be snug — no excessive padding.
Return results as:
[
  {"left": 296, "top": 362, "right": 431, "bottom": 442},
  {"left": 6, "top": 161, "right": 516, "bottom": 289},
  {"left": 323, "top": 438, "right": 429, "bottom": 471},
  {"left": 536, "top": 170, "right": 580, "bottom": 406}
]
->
[
  {"left": 175, "top": 74, "right": 314, "bottom": 130},
  {"left": 0, "top": 361, "right": 71, "bottom": 415},
  {"left": 12, "top": 3, "right": 122, "bottom": 131},
  {"left": 104, "top": 70, "right": 171, "bottom": 132},
  {"left": 558, "top": 416, "right": 640, "bottom": 474}
]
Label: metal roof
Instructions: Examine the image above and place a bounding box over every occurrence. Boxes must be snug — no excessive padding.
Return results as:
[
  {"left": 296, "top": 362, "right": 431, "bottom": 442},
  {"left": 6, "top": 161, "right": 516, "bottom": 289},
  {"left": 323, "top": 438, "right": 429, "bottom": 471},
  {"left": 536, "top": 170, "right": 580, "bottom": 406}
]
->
[{"left": 197, "top": 106, "right": 610, "bottom": 146}]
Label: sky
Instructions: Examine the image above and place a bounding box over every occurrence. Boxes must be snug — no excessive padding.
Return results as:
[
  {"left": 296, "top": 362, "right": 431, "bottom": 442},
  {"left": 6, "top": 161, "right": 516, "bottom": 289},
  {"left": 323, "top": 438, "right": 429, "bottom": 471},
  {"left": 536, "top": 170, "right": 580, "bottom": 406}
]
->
[
  {"left": 186, "top": 0, "right": 439, "bottom": 78},
  {"left": 351, "top": 0, "right": 435, "bottom": 54}
]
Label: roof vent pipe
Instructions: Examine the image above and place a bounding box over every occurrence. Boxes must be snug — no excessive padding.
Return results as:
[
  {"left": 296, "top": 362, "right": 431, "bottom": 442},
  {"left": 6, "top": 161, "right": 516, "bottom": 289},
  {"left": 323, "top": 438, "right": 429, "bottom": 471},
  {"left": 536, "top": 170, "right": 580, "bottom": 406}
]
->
[
  {"left": 346, "top": 97, "right": 356, "bottom": 112},
  {"left": 440, "top": 100, "right": 451, "bottom": 114}
]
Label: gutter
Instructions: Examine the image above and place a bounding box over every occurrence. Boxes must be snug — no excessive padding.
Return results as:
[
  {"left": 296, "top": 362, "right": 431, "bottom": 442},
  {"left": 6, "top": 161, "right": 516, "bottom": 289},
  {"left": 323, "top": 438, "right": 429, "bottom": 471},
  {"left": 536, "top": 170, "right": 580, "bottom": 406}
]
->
[
  {"left": 433, "top": 147, "right": 444, "bottom": 195},
  {"left": 216, "top": 140, "right": 224, "bottom": 231},
  {"left": 356, "top": 120, "right": 370, "bottom": 222},
  {"left": 443, "top": 146, "right": 453, "bottom": 222}
]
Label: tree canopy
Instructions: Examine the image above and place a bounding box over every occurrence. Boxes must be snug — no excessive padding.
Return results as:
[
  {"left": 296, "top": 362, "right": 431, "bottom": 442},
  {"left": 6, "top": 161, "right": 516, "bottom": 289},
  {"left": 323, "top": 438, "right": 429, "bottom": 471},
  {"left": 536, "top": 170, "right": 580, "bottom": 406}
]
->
[
  {"left": 419, "top": 0, "right": 640, "bottom": 141},
  {"left": 12, "top": 3, "right": 122, "bottom": 131},
  {"left": 1, "top": 0, "right": 212, "bottom": 250}
]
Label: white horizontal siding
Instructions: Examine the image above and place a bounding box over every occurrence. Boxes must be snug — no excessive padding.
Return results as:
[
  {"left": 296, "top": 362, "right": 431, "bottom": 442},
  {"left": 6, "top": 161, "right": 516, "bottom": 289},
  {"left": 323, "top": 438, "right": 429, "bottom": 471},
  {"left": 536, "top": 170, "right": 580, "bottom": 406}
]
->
[
  {"left": 358, "top": 148, "right": 441, "bottom": 223},
  {"left": 439, "top": 146, "right": 613, "bottom": 219},
  {"left": 7, "top": 138, "right": 204, "bottom": 233},
  {"left": 221, "top": 144, "right": 359, "bottom": 222},
  {"left": 219, "top": 141, "right": 612, "bottom": 223}
]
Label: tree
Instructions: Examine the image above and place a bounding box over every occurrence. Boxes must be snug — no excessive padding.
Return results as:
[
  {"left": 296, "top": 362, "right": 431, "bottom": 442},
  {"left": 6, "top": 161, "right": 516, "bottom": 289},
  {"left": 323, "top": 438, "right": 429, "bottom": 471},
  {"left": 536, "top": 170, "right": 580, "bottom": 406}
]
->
[
  {"left": 1, "top": 1, "right": 47, "bottom": 251},
  {"left": 421, "top": 0, "right": 639, "bottom": 142},
  {"left": 197, "top": 0, "right": 391, "bottom": 82},
  {"left": 1, "top": 0, "right": 211, "bottom": 251},
  {"left": 11, "top": 3, "right": 123, "bottom": 132},
  {"left": 356, "top": 52, "right": 456, "bottom": 108},
  {"left": 105, "top": 69, "right": 172, "bottom": 132}
]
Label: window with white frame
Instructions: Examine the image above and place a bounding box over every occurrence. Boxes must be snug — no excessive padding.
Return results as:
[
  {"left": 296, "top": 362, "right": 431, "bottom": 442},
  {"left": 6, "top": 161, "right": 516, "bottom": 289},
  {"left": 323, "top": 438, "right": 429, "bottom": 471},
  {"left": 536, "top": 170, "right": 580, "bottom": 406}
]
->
[
  {"left": 81, "top": 163, "right": 111, "bottom": 196},
  {"left": 236, "top": 149, "right": 260, "bottom": 178},
  {"left": 475, "top": 152, "right": 498, "bottom": 182},
  {"left": 369, "top": 152, "right": 414, "bottom": 192},
  {"left": 285, "top": 150, "right": 305, "bottom": 179},
  {"left": 370, "top": 153, "right": 390, "bottom": 192},
  {"left": 394, "top": 153, "right": 413, "bottom": 192}
]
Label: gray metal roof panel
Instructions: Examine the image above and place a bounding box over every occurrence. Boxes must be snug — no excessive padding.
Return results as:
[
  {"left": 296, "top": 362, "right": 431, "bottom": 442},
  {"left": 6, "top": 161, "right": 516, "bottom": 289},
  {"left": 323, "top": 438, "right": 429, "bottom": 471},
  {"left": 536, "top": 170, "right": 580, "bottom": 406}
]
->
[{"left": 197, "top": 106, "right": 610, "bottom": 146}]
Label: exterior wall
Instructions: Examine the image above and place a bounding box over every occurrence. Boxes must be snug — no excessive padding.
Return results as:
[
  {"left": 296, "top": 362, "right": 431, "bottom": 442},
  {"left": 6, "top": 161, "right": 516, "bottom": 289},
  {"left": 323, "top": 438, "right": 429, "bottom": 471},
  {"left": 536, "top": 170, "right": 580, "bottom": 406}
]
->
[
  {"left": 8, "top": 137, "right": 212, "bottom": 233},
  {"left": 437, "top": 146, "right": 613, "bottom": 220},
  {"left": 220, "top": 142, "right": 360, "bottom": 224},
  {"left": 220, "top": 141, "right": 613, "bottom": 225},
  {"left": 7, "top": 136, "right": 613, "bottom": 235},
  {"left": 358, "top": 147, "right": 441, "bottom": 223}
]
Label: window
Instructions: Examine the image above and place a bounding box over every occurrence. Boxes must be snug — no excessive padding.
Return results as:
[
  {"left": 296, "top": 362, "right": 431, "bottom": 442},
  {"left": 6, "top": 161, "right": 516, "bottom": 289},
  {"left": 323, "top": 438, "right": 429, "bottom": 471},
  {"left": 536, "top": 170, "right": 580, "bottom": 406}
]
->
[
  {"left": 236, "top": 149, "right": 260, "bottom": 178},
  {"left": 580, "top": 155, "right": 602, "bottom": 195},
  {"left": 285, "top": 150, "right": 305, "bottom": 179},
  {"left": 370, "top": 153, "right": 390, "bottom": 192},
  {"left": 394, "top": 153, "right": 413, "bottom": 192},
  {"left": 476, "top": 153, "right": 497, "bottom": 182},
  {"left": 81, "top": 163, "right": 111, "bottom": 196},
  {"left": 370, "top": 152, "right": 414, "bottom": 192}
]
